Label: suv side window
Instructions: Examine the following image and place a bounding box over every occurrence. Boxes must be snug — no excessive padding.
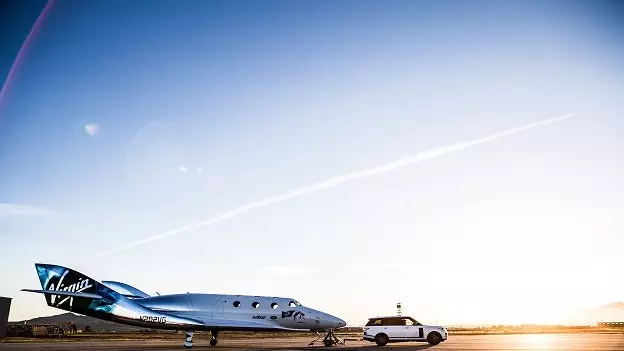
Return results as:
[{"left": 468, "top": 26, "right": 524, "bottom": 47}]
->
[
  {"left": 403, "top": 318, "right": 414, "bottom": 326},
  {"left": 408, "top": 317, "right": 421, "bottom": 326},
  {"left": 382, "top": 318, "right": 404, "bottom": 326},
  {"left": 365, "top": 319, "right": 383, "bottom": 326}
]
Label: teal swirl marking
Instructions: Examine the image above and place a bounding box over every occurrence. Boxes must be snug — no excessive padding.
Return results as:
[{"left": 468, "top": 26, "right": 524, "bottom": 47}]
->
[
  {"left": 88, "top": 282, "right": 123, "bottom": 314},
  {"left": 36, "top": 264, "right": 65, "bottom": 290}
]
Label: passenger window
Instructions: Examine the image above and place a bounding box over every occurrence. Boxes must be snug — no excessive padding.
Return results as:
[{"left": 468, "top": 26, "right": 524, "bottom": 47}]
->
[
  {"left": 233, "top": 301, "right": 240, "bottom": 307},
  {"left": 271, "top": 302, "right": 278, "bottom": 309},
  {"left": 252, "top": 302, "right": 259, "bottom": 308},
  {"left": 403, "top": 318, "right": 414, "bottom": 326}
]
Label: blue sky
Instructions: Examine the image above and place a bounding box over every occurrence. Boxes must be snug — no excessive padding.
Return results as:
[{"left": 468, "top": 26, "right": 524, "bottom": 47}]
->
[{"left": 0, "top": 0, "right": 623, "bottom": 326}]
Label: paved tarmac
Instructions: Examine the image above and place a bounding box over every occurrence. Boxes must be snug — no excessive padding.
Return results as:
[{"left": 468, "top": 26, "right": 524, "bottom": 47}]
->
[{"left": 1, "top": 334, "right": 624, "bottom": 350}]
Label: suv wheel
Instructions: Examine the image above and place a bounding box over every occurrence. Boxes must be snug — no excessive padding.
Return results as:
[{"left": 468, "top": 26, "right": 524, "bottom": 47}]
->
[
  {"left": 427, "top": 331, "right": 442, "bottom": 345},
  {"left": 374, "top": 333, "right": 389, "bottom": 346}
]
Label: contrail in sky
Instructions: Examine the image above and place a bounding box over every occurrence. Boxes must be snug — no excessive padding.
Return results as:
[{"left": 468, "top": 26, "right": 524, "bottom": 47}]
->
[
  {"left": 87, "top": 113, "right": 576, "bottom": 259},
  {"left": 0, "top": 0, "right": 55, "bottom": 119}
]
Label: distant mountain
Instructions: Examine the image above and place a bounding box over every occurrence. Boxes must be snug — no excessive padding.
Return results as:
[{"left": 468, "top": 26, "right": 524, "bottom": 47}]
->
[
  {"left": 603, "top": 302, "right": 624, "bottom": 309},
  {"left": 565, "top": 302, "right": 624, "bottom": 325},
  {"left": 9, "top": 312, "right": 148, "bottom": 332}
]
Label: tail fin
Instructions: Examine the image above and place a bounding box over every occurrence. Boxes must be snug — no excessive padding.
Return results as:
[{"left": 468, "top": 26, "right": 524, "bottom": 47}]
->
[
  {"left": 24, "top": 263, "right": 206, "bottom": 330},
  {"left": 34, "top": 263, "right": 103, "bottom": 309}
]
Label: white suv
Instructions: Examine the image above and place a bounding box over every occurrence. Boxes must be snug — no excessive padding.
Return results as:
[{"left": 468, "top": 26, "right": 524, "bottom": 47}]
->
[{"left": 363, "top": 316, "right": 448, "bottom": 346}]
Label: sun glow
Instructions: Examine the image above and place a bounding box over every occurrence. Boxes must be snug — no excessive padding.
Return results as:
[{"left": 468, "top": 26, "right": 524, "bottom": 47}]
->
[{"left": 521, "top": 334, "right": 555, "bottom": 348}]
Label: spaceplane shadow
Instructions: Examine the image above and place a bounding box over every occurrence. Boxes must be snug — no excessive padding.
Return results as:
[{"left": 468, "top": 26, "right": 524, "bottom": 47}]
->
[{"left": 189, "top": 344, "right": 434, "bottom": 350}]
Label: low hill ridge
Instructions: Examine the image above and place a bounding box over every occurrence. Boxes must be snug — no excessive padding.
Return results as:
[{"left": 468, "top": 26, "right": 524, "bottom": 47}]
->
[{"left": 10, "top": 312, "right": 145, "bottom": 332}]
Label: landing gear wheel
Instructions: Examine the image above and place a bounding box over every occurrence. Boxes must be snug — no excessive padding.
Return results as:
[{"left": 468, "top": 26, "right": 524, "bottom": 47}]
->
[
  {"left": 309, "top": 329, "right": 343, "bottom": 347},
  {"left": 322, "top": 329, "right": 342, "bottom": 347},
  {"left": 183, "top": 331, "right": 194, "bottom": 348},
  {"left": 210, "top": 330, "right": 219, "bottom": 347},
  {"left": 427, "top": 332, "right": 442, "bottom": 346},
  {"left": 374, "top": 333, "right": 389, "bottom": 346}
]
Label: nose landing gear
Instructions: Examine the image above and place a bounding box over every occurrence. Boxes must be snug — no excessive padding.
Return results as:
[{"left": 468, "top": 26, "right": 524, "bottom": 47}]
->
[
  {"left": 309, "top": 329, "right": 343, "bottom": 347},
  {"left": 322, "top": 330, "right": 342, "bottom": 347}
]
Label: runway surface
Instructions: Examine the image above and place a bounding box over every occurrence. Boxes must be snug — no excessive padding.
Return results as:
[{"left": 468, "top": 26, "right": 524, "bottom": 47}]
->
[{"left": 2, "top": 334, "right": 624, "bottom": 350}]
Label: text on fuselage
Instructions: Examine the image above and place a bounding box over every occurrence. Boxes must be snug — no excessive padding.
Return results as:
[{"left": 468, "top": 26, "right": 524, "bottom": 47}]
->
[{"left": 140, "top": 316, "right": 167, "bottom": 323}]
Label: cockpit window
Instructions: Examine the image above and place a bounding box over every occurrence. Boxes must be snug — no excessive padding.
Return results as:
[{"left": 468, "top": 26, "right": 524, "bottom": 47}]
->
[
  {"left": 252, "top": 302, "right": 259, "bottom": 308},
  {"left": 288, "top": 300, "right": 301, "bottom": 307}
]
